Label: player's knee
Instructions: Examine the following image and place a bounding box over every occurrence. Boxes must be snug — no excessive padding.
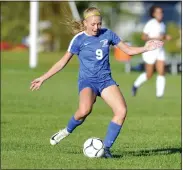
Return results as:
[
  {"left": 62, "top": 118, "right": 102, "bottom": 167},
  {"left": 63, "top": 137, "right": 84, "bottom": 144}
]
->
[
  {"left": 147, "top": 73, "right": 153, "bottom": 79},
  {"left": 115, "top": 106, "right": 127, "bottom": 120},
  {"left": 78, "top": 107, "right": 92, "bottom": 118}
]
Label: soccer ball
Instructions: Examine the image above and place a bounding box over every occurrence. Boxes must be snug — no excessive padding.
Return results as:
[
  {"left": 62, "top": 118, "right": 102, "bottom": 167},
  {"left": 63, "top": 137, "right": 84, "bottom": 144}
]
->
[{"left": 83, "top": 137, "right": 105, "bottom": 158}]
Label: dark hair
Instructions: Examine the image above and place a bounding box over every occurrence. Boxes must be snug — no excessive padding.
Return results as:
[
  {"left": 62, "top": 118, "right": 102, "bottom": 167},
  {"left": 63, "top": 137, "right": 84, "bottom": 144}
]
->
[{"left": 149, "top": 5, "right": 163, "bottom": 18}]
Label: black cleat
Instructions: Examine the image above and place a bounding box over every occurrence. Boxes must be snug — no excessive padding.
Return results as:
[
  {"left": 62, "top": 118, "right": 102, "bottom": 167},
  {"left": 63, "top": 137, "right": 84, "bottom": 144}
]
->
[
  {"left": 132, "top": 85, "right": 138, "bottom": 96},
  {"left": 103, "top": 147, "right": 113, "bottom": 158}
]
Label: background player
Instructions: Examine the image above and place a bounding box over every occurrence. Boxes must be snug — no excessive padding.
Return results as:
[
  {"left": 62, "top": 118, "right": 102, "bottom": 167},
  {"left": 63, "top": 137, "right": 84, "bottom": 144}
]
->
[
  {"left": 30, "top": 7, "right": 163, "bottom": 158},
  {"left": 132, "top": 5, "right": 171, "bottom": 98}
]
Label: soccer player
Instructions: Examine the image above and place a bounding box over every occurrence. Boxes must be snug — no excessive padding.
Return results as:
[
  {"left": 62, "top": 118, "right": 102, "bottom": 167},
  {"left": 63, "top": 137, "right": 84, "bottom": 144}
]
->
[
  {"left": 132, "top": 5, "right": 171, "bottom": 98},
  {"left": 30, "top": 7, "right": 163, "bottom": 158}
]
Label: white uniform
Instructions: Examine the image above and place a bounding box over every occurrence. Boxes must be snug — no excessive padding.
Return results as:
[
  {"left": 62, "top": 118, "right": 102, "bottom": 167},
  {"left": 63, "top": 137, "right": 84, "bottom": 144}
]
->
[{"left": 142, "top": 18, "right": 166, "bottom": 64}]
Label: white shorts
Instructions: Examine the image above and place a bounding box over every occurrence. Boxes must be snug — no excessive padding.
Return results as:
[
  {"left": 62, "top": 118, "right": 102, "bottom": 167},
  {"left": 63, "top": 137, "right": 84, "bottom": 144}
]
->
[{"left": 142, "top": 48, "right": 165, "bottom": 64}]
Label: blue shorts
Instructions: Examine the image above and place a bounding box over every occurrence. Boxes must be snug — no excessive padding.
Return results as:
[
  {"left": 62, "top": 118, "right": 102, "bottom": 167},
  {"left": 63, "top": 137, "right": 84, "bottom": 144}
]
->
[{"left": 78, "top": 78, "right": 119, "bottom": 96}]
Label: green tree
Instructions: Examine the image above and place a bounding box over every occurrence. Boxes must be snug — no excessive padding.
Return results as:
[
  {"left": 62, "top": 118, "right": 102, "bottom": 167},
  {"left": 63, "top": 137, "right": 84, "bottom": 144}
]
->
[
  {"left": 1, "top": 1, "right": 74, "bottom": 50},
  {"left": 39, "top": 1, "right": 73, "bottom": 50},
  {"left": 164, "top": 22, "right": 181, "bottom": 57},
  {"left": 130, "top": 32, "right": 144, "bottom": 46},
  {"left": 1, "top": 2, "right": 29, "bottom": 44}
]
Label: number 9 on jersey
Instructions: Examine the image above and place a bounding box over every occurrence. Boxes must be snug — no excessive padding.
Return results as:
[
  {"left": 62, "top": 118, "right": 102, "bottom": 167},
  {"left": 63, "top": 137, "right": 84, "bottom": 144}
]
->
[{"left": 96, "top": 49, "right": 103, "bottom": 60}]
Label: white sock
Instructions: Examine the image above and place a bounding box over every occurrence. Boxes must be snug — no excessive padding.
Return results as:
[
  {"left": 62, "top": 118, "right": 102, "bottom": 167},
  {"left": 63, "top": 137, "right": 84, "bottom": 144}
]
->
[
  {"left": 134, "top": 73, "right": 147, "bottom": 88},
  {"left": 156, "top": 75, "right": 166, "bottom": 97}
]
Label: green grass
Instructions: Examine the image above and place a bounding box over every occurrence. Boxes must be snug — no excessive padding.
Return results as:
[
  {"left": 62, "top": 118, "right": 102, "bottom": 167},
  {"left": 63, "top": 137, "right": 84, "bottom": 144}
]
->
[{"left": 1, "top": 51, "right": 181, "bottom": 169}]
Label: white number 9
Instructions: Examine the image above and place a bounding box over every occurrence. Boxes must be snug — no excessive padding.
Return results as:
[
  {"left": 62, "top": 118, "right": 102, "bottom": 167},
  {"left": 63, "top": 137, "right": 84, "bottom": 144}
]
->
[{"left": 96, "top": 49, "right": 103, "bottom": 60}]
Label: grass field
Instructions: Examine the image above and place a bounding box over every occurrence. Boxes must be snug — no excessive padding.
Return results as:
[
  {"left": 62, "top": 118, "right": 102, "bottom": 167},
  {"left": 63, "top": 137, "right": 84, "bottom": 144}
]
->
[{"left": 1, "top": 51, "right": 181, "bottom": 169}]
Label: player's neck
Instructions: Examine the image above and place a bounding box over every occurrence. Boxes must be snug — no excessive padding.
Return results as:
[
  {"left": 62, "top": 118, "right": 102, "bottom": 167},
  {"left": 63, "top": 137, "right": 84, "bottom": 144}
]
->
[
  {"left": 84, "top": 30, "right": 100, "bottom": 37},
  {"left": 155, "top": 18, "right": 162, "bottom": 23},
  {"left": 84, "top": 31, "right": 93, "bottom": 36}
]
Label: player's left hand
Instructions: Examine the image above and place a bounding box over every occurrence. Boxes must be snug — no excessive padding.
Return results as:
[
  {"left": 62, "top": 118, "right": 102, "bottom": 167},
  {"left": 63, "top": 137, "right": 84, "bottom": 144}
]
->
[
  {"left": 165, "top": 35, "right": 172, "bottom": 41},
  {"left": 144, "top": 40, "right": 164, "bottom": 51}
]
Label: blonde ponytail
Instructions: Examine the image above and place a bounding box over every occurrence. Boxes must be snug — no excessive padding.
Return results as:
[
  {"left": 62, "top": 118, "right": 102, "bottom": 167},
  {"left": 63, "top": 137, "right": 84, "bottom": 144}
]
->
[{"left": 64, "top": 18, "right": 85, "bottom": 35}]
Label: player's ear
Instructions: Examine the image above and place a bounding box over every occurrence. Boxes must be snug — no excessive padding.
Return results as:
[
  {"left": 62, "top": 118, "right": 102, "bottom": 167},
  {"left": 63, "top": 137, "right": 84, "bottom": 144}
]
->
[{"left": 83, "top": 20, "right": 87, "bottom": 27}]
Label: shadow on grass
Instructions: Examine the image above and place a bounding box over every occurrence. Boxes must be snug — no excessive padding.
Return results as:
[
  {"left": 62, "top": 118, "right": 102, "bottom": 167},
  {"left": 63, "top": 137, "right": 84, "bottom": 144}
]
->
[
  {"left": 113, "top": 147, "right": 182, "bottom": 159},
  {"left": 59, "top": 145, "right": 181, "bottom": 159}
]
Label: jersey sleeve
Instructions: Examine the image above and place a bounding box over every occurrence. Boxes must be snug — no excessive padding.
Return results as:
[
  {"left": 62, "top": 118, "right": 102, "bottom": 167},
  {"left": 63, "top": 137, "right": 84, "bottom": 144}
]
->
[
  {"left": 67, "top": 36, "right": 80, "bottom": 55},
  {"left": 143, "top": 21, "right": 151, "bottom": 34},
  {"left": 109, "top": 30, "right": 121, "bottom": 46}
]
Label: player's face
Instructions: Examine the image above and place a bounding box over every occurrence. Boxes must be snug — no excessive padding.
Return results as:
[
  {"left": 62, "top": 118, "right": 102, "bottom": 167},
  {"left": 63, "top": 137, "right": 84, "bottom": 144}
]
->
[
  {"left": 153, "top": 8, "right": 163, "bottom": 22},
  {"left": 84, "top": 16, "right": 102, "bottom": 36}
]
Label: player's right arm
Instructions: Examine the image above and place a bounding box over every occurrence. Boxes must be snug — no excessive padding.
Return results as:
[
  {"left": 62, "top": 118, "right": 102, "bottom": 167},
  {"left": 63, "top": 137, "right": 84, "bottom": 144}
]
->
[
  {"left": 30, "top": 52, "right": 73, "bottom": 91},
  {"left": 30, "top": 33, "right": 81, "bottom": 91}
]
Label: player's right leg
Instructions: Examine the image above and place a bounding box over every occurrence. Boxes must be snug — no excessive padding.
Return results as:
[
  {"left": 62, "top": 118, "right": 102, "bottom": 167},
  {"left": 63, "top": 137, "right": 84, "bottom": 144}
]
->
[
  {"left": 50, "top": 85, "right": 97, "bottom": 145},
  {"left": 132, "top": 51, "right": 156, "bottom": 96}
]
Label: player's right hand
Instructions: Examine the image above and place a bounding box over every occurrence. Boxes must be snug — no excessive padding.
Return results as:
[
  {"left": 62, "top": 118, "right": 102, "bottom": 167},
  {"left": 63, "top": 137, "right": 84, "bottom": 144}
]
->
[{"left": 30, "top": 77, "right": 44, "bottom": 91}]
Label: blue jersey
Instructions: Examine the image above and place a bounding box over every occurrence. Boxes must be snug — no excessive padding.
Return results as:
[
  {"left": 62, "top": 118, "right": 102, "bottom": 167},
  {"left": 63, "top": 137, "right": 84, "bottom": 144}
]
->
[{"left": 67, "top": 28, "right": 121, "bottom": 82}]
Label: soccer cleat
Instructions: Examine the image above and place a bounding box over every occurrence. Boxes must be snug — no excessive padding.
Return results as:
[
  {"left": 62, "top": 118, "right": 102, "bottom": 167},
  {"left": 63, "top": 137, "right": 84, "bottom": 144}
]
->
[
  {"left": 132, "top": 85, "right": 138, "bottom": 96},
  {"left": 50, "top": 128, "right": 70, "bottom": 145},
  {"left": 103, "top": 147, "right": 113, "bottom": 158}
]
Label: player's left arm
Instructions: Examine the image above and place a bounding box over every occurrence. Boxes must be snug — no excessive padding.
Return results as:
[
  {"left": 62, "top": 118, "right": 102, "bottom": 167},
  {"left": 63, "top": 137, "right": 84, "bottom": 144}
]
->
[
  {"left": 116, "top": 40, "right": 164, "bottom": 56},
  {"left": 110, "top": 29, "right": 163, "bottom": 56}
]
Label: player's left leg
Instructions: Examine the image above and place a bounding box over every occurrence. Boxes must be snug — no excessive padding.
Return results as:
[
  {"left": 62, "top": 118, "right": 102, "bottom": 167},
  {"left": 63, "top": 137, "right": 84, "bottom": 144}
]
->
[
  {"left": 155, "top": 59, "right": 166, "bottom": 98},
  {"left": 101, "top": 85, "right": 127, "bottom": 158}
]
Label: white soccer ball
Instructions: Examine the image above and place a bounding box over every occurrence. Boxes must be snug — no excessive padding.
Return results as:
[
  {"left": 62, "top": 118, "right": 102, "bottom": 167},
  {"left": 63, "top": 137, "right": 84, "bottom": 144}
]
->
[{"left": 83, "top": 137, "right": 105, "bottom": 158}]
